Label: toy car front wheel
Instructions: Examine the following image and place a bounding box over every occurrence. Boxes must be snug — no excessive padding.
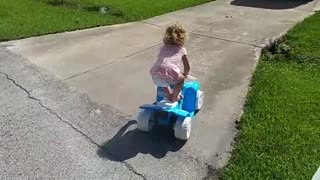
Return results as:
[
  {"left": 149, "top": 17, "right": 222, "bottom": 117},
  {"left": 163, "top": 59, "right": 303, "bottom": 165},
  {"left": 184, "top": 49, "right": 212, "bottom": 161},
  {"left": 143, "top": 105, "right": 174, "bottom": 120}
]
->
[
  {"left": 137, "top": 109, "right": 154, "bottom": 132},
  {"left": 196, "top": 90, "right": 204, "bottom": 110},
  {"left": 174, "top": 117, "right": 192, "bottom": 140}
]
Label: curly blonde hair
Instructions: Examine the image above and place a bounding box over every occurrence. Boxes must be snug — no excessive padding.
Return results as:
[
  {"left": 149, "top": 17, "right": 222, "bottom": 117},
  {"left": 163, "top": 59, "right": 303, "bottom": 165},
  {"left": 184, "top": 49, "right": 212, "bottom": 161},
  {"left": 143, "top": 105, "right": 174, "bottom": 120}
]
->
[{"left": 163, "top": 23, "right": 187, "bottom": 46}]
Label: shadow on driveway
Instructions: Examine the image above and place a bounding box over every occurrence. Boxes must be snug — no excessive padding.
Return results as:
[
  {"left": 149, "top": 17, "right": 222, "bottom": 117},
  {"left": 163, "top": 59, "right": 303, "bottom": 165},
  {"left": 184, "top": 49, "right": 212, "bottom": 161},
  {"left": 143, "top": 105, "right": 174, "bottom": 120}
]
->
[
  {"left": 97, "top": 120, "right": 185, "bottom": 162},
  {"left": 231, "top": 0, "right": 313, "bottom": 9}
]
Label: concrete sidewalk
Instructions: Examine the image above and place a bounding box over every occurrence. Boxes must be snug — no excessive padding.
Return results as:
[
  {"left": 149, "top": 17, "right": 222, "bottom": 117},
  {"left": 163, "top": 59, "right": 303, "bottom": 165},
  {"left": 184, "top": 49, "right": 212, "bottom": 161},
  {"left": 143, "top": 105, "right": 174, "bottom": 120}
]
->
[{"left": 1, "top": 0, "right": 318, "bottom": 179}]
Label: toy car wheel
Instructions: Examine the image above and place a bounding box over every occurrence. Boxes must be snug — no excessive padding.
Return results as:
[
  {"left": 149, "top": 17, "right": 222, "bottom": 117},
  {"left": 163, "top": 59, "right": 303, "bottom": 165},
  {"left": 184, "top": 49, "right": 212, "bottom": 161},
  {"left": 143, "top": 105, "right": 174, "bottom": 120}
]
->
[
  {"left": 174, "top": 117, "right": 192, "bottom": 140},
  {"left": 196, "top": 90, "right": 204, "bottom": 110},
  {"left": 137, "top": 109, "right": 154, "bottom": 132}
]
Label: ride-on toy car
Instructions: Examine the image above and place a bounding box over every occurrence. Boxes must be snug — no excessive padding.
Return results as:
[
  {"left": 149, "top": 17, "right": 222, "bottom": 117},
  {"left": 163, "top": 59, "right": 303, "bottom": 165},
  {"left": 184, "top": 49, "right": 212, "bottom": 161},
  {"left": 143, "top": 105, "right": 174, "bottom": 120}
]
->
[{"left": 136, "top": 76, "right": 204, "bottom": 140}]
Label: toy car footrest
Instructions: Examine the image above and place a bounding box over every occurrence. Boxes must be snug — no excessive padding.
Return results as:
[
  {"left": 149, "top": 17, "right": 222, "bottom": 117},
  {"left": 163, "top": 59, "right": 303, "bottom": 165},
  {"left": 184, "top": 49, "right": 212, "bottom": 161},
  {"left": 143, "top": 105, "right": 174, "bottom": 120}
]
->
[{"left": 156, "top": 99, "right": 179, "bottom": 109}]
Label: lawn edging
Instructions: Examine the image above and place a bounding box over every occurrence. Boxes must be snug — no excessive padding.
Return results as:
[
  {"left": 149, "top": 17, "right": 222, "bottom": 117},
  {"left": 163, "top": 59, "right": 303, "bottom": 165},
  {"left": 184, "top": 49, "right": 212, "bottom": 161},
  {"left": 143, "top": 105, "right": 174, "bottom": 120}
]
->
[
  {"left": 0, "top": 0, "right": 214, "bottom": 42},
  {"left": 217, "top": 11, "right": 318, "bottom": 179}
]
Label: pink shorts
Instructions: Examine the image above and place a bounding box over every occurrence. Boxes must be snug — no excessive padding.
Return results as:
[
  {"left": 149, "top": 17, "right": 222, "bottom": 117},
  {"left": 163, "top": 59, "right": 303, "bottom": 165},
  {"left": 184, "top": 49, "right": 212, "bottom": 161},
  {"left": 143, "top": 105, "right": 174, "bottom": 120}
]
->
[{"left": 151, "top": 74, "right": 180, "bottom": 87}]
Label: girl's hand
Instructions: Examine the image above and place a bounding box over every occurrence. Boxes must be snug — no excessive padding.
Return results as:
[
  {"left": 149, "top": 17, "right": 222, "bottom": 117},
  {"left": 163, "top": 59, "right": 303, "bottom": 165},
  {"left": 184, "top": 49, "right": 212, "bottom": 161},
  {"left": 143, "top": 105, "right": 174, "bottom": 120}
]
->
[{"left": 182, "top": 72, "right": 188, "bottom": 77}]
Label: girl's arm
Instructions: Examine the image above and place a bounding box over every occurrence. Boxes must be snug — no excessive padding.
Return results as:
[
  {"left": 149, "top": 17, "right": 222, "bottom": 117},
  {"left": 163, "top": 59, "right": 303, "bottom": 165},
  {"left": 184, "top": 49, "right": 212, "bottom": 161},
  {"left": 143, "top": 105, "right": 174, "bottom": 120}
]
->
[{"left": 182, "top": 55, "right": 190, "bottom": 76}]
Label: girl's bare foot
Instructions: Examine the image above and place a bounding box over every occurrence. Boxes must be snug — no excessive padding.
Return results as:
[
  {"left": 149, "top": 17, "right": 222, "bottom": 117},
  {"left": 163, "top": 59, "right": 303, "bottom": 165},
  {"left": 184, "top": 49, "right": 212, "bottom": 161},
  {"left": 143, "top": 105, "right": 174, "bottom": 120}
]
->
[{"left": 170, "top": 94, "right": 183, "bottom": 102}]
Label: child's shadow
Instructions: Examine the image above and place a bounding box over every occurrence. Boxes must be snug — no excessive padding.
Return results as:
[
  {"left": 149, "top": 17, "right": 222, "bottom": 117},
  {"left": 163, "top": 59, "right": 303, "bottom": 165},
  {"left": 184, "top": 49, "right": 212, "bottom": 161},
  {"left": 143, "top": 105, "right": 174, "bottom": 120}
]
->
[{"left": 97, "top": 120, "right": 186, "bottom": 162}]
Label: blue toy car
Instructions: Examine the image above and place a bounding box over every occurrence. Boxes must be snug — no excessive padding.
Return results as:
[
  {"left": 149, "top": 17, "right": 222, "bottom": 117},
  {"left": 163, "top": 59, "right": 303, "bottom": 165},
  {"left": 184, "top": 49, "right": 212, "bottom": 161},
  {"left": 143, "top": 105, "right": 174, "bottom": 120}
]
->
[{"left": 136, "top": 79, "right": 204, "bottom": 140}]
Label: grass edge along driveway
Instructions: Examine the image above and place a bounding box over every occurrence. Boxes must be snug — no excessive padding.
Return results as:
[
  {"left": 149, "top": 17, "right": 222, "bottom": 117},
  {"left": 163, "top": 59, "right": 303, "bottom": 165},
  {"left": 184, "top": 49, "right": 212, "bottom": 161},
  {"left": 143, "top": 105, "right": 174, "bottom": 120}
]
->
[
  {"left": 221, "top": 12, "right": 320, "bottom": 180},
  {"left": 0, "top": 0, "right": 213, "bottom": 41}
]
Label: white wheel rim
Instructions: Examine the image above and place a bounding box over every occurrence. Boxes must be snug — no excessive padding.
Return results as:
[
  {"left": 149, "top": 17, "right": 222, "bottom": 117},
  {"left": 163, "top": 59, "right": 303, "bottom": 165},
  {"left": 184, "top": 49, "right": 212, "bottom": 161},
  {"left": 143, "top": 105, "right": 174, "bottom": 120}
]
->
[
  {"left": 196, "top": 90, "right": 204, "bottom": 110},
  {"left": 137, "top": 109, "right": 153, "bottom": 131},
  {"left": 174, "top": 117, "right": 192, "bottom": 140}
]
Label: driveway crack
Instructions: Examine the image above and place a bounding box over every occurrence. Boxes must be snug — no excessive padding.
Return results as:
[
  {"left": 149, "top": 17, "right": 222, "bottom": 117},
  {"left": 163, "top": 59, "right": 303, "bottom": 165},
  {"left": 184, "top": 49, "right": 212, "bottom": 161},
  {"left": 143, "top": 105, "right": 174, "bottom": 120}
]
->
[
  {"left": 0, "top": 71, "right": 147, "bottom": 179},
  {"left": 0, "top": 72, "right": 100, "bottom": 146},
  {"left": 124, "top": 162, "right": 147, "bottom": 180}
]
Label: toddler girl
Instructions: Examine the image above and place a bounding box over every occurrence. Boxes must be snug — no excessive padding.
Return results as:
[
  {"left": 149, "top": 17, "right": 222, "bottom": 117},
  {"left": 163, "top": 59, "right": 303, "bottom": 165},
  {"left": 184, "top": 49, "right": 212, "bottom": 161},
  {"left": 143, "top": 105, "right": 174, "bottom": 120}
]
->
[{"left": 150, "top": 23, "right": 190, "bottom": 102}]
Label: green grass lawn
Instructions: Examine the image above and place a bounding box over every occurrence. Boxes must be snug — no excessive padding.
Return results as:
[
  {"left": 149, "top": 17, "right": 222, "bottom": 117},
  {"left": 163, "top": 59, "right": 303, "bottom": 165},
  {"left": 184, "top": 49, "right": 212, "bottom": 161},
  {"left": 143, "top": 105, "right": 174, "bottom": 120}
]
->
[
  {"left": 0, "top": 0, "right": 213, "bottom": 41},
  {"left": 221, "top": 12, "right": 320, "bottom": 179}
]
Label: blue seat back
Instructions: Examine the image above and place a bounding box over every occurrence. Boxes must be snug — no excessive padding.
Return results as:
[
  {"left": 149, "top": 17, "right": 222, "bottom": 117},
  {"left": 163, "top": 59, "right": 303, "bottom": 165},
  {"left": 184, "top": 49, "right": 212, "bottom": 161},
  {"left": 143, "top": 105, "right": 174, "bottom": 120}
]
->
[{"left": 181, "top": 81, "right": 199, "bottom": 112}]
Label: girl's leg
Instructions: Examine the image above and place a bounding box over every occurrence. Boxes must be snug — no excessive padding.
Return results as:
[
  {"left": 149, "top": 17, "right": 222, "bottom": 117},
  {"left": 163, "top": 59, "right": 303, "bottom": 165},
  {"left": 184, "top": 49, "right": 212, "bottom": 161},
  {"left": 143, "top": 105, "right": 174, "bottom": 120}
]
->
[
  {"left": 171, "top": 75, "right": 185, "bottom": 102},
  {"left": 152, "top": 75, "right": 172, "bottom": 100},
  {"left": 162, "top": 86, "right": 172, "bottom": 100}
]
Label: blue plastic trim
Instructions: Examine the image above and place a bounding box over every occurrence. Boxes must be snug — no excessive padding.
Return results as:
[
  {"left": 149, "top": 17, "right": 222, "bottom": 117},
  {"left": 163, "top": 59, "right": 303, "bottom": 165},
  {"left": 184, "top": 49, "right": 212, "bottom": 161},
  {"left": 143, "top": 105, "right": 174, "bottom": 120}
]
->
[{"left": 140, "top": 104, "right": 189, "bottom": 117}]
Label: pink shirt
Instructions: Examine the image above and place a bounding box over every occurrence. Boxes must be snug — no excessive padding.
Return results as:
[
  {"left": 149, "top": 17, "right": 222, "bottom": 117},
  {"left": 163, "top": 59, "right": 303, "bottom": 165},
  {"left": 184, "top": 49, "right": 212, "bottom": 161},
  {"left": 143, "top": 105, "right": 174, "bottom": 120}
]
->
[{"left": 150, "top": 45, "right": 187, "bottom": 81}]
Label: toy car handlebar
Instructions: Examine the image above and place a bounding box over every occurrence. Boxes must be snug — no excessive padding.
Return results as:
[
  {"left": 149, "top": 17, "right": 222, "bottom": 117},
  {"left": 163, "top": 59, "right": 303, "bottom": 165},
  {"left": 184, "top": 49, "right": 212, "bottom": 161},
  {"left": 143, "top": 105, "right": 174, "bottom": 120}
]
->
[{"left": 186, "top": 75, "right": 196, "bottom": 80}]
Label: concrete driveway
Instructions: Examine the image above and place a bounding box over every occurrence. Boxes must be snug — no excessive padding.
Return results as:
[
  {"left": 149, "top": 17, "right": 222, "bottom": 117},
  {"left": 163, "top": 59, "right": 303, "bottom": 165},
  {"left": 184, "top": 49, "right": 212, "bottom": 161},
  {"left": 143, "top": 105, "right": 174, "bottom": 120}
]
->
[{"left": 1, "top": 0, "right": 318, "bottom": 179}]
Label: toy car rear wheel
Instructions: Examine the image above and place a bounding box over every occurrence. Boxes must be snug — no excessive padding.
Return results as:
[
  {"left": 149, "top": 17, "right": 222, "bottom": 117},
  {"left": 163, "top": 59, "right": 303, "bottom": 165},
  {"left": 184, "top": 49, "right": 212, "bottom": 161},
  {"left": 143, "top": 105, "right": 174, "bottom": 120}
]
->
[
  {"left": 196, "top": 90, "right": 204, "bottom": 110},
  {"left": 137, "top": 109, "right": 154, "bottom": 132},
  {"left": 174, "top": 117, "right": 192, "bottom": 140}
]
